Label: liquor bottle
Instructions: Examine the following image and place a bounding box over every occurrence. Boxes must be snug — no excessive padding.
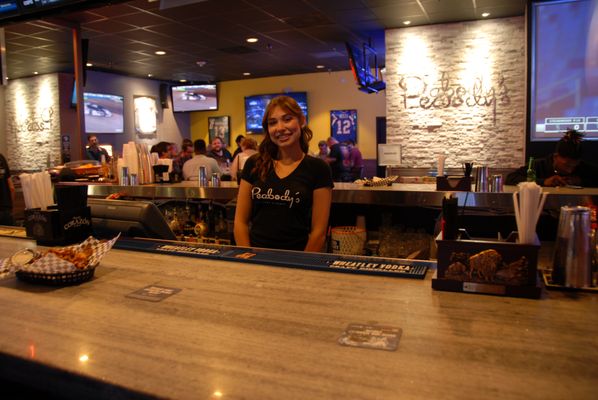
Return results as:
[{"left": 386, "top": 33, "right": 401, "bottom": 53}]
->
[{"left": 526, "top": 157, "right": 536, "bottom": 182}]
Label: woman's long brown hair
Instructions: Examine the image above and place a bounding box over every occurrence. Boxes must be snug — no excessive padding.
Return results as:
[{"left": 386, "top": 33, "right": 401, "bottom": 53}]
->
[{"left": 253, "top": 95, "right": 313, "bottom": 181}]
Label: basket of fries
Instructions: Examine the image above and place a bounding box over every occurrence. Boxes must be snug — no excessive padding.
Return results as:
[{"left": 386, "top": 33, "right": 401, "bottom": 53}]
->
[{"left": 3, "top": 235, "right": 119, "bottom": 286}]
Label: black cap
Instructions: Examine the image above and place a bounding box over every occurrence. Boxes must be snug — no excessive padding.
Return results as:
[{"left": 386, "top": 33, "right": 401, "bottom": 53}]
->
[{"left": 555, "top": 129, "right": 584, "bottom": 159}]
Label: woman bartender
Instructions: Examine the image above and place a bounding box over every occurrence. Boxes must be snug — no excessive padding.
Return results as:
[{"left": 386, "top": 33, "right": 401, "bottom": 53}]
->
[{"left": 234, "top": 96, "right": 333, "bottom": 251}]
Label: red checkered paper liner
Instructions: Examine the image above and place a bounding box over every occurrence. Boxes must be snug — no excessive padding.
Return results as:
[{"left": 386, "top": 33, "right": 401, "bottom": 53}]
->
[{"left": 12, "top": 234, "right": 120, "bottom": 274}]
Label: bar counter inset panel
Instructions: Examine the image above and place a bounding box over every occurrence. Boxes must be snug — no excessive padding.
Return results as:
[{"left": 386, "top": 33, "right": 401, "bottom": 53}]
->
[{"left": 72, "top": 181, "right": 598, "bottom": 211}]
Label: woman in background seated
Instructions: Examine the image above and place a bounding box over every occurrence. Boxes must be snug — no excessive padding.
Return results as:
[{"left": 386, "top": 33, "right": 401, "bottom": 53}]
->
[
  {"left": 234, "top": 96, "right": 333, "bottom": 252},
  {"left": 506, "top": 130, "right": 598, "bottom": 187},
  {"left": 230, "top": 137, "right": 258, "bottom": 183}
]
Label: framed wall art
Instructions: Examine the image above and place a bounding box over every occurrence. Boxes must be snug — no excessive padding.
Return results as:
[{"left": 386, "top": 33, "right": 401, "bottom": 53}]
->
[
  {"left": 331, "top": 109, "right": 357, "bottom": 143},
  {"left": 208, "top": 115, "right": 230, "bottom": 145}
]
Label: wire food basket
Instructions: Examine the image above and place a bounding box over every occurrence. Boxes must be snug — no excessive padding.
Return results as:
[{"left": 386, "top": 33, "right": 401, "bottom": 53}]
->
[{"left": 331, "top": 226, "right": 367, "bottom": 255}]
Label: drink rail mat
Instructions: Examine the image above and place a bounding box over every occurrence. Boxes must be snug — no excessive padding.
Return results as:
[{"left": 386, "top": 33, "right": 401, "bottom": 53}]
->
[{"left": 114, "top": 237, "right": 430, "bottom": 279}]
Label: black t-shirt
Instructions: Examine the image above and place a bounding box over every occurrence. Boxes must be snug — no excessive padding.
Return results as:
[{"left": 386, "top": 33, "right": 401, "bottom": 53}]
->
[
  {"left": 241, "top": 155, "right": 333, "bottom": 251},
  {"left": 0, "top": 154, "right": 12, "bottom": 209}
]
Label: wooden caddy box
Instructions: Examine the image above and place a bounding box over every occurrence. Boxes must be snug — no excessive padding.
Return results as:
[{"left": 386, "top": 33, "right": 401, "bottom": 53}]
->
[{"left": 432, "top": 235, "right": 542, "bottom": 299}]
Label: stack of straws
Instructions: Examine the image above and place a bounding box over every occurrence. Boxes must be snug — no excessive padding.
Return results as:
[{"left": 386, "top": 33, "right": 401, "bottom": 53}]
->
[
  {"left": 512, "top": 182, "right": 548, "bottom": 244},
  {"left": 19, "top": 171, "right": 54, "bottom": 210}
]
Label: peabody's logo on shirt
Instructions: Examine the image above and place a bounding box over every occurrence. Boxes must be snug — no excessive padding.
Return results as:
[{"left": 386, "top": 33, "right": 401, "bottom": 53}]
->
[{"left": 252, "top": 187, "right": 301, "bottom": 208}]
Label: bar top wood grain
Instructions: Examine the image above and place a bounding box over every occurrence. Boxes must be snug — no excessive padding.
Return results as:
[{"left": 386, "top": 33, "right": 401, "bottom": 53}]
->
[{"left": 0, "top": 237, "right": 597, "bottom": 400}]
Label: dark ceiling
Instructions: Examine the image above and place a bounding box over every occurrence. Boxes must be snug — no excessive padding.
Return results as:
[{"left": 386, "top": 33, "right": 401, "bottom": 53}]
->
[{"left": 2, "top": 0, "right": 527, "bottom": 83}]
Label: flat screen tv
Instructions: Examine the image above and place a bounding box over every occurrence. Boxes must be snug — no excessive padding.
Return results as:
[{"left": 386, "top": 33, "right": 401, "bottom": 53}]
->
[
  {"left": 171, "top": 84, "right": 218, "bottom": 112},
  {"left": 89, "top": 198, "right": 176, "bottom": 240},
  {"left": 244, "top": 92, "right": 308, "bottom": 134},
  {"left": 346, "top": 42, "right": 386, "bottom": 94},
  {"left": 83, "top": 92, "right": 124, "bottom": 134},
  {"left": 529, "top": 0, "right": 598, "bottom": 141}
]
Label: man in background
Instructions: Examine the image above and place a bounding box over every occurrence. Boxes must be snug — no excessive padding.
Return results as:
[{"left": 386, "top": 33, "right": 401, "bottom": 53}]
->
[
  {"left": 345, "top": 139, "right": 364, "bottom": 180},
  {"left": 0, "top": 153, "right": 15, "bottom": 225},
  {"left": 326, "top": 136, "right": 348, "bottom": 181},
  {"left": 232, "top": 134, "right": 245, "bottom": 159},
  {"left": 174, "top": 142, "right": 194, "bottom": 174},
  {"left": 183, "top": 139, "right": 221, "bottom": 180},
  {"left": 208, "top": 136, "right": 233, "bottom": 176},
  {"left": 85, "top": 134, "right": 110, "bottom": 162}
]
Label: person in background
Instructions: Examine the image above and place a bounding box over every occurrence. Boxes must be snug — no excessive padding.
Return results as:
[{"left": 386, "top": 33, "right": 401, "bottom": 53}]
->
[
  {"left": 232, "top": 134, "right": 245, "bottom": 159},
  {"left": 153, "top": 141, "right": 171, "bottom": 159},
  {"left": 173, "top": 143, "right": 194, "bottom": 174},
  {"left": 168, "top": 143, "right": 179, "bottom": 159},
  {"left": 182, "top": 139, "right": 221, "bottom": 180},
  {"left": 85, "top": 134, "right": 110, "bottom": 162},
  {"left": 234, "top": 95, "right": 333, "bottom": 252},
  {"left": 230, "top": 137, "right": 258, "bottom": 182},
  {"left": 506, "top": 129, "right": 598, "bottom": 187},
  {"left": 316, "top": 140, "right": 329, "bottom": 160},
  {"left": 325, "top": 136, "right": 347, "bottom": 182},
  {"left": 207, "top": 136, "right": 233, "bottom": 170},
  {"left": 181, "top": 138, "right": 193, "bottom": 151},
  {"left": 345, "top": 139, "right": 364, "bottom": 180},
  {"left": 0, "top": 153, "right": 15, "bottom": 226}
]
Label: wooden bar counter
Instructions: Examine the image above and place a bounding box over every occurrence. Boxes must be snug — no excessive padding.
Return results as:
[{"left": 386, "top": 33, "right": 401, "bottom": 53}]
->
[{"left": 0, "top": 236, "right": 597, "bottom": 399}]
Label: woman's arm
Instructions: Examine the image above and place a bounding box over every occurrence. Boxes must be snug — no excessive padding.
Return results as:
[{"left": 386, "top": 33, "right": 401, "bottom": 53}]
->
[
  {"left": 304, "top": 187, "right": 332, "bottom": 252},
  {"left": 233, "top": 179, "right": 253, "bottom": 247}
]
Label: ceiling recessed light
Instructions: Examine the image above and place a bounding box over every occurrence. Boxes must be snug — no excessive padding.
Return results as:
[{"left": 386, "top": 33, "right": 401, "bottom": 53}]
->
[
  {"left": 33, "top": 71, "right": 38, "bottom": 75},
  {"left": 86, "top": 62, "right": 93, "bottom": 67},
  {"left": 147, "top": 73, "right": 153, "bottom": 77},
  {"left": 482, "top": 12, "right": 490, "bottom": 18},
  {"left": 246, "top": 37, "right": 258, "bottom": 43},
  {"left": 316, "top": 65, "right": 325, "bottom": 69},
  {"left": 155, "top": 50, "right": 166, "bottom": 55},
  {"left": 403, "top": 20, "right": 411, "bottom": 25},
  {"left": 243, "top": 72, "right": 251, "bottom": 76},
  {"left": 179, "top": 79, "right": 187, "bottom": 82}
]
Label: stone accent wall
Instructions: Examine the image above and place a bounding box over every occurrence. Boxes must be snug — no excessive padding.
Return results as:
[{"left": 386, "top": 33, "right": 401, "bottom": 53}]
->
[
  {"left": 385, "top": 16, "right": 526, "bottom": 169},
  {"left": 4, "top": 74, "right": 61, "bottom": 171}
]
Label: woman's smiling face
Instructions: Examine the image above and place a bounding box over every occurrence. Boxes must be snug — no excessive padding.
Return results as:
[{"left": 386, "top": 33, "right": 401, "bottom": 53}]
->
[{"left": 267, "top": 105, "right": 304, "bottom": 149}]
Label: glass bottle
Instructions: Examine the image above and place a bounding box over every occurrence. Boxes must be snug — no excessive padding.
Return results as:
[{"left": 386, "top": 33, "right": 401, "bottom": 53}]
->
[{"left": 526, "top": 157, "right": 536, "bottom": 182}]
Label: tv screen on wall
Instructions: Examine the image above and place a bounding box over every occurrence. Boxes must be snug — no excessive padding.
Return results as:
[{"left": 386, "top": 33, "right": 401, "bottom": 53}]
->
[
  {"left": 529, "top": 0, "right": 598, "bottom": 141},
  {"left": 244, "top": 92, "right": 308, "bottom": 134},
  {"left": 171, "top": 84, "right": 218, "bottom": 112},
  {"left": 83, "top": 92, "right": 124, "bottom": 134}
]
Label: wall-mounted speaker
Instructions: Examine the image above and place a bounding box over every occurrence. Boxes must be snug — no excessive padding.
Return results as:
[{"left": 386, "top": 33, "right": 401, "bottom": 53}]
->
[{"left": 159, "top": 83, "right": 169, "bottom": 108}]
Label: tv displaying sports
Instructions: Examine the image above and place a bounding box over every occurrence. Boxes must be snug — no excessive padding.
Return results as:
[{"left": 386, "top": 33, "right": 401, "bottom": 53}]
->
[
  {"left": 171, "top": 84, "right": 218, "bottom": 112},
  {"left": 83, "top": 92, "right": 124, "bottom": 134},
  {"left": 529, "top": 0, "right": 598, "bottom": 141},
  {"left": 244, "top": 92, "right": 308, "bottom": 134},
  {"left": 346, "top": 42, "right": 385, "bottom": 94}
]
